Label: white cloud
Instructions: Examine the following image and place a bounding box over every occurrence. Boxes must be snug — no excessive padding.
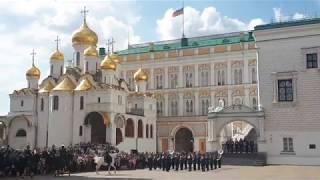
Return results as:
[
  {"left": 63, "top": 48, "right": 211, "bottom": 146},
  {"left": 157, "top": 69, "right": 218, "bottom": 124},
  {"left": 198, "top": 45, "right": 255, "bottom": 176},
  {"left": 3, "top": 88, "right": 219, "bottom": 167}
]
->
[
  {"left": 273, "top": 8, "right": 307, "bottom": 22},
  {"left": 156, "top": 6, "right": 264, "bottom": 40},
  {"left": 0, "top": 0, "right": 141, "bottom": 115}
]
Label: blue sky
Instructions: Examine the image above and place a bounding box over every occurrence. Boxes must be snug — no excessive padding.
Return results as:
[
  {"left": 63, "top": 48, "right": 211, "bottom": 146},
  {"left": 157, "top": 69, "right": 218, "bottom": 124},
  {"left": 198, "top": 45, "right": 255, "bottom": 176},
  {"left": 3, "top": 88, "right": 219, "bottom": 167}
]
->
[{"left": 0, "top": 0, "right": 319, "bottom": 115}]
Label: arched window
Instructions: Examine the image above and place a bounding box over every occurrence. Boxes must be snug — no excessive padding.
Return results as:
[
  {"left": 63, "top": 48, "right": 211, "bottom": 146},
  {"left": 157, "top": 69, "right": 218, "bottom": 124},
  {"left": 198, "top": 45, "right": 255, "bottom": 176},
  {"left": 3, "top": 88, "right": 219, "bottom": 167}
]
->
[
  {"left": 20, "top": 100, "right": 24, "bottom": 107},
  {"left": 206, "top": 99, "right": 209, "bottom": 115},
  {"left": 76, "top": 52, "right": 80, "bottom": 66},
  {"left": 125, "top": 119, "right": 134, "bottom": 137},
  {"left": 60, "top": 66, "right": 63, "bottom": 75},
  {"left": 79, "top": 126, "right": 83, "bottom": 136},
  {"left": 86, "top": 62, "right": 88, "bottom": 72},
  {"left": 222, "top": 70, "right": 225, "bottom": 85},
  {"left": 186, "top": 101, "right": 189, "bottom": 113},
  {"left": 146, "top": 124, "right": 149, "bottom": 138},
  {"left": 80, "top": 96, "right": 84, "bottom": 110},
  {"left": 252, "top": 68, "right": 257, "bottom": 83},
  {"left": 234, "top": 69, "right": 238, "bottom": 84},
  {"left": 53, "top": 96, "right": 59, "bottom": 110},
  {"left": 201, "top": 100, "right": 205, "bottom": 115},
  {"left": 190, "top": 100, "right": 193, "bottom": 113},
  {"left": 218, "top": 71, "right": 221, "bottom": 85},
  {"left": 150, "top": 124, "right": 153, "bottom": 138},
  {"left": 253, "top": 98, "right": 257, "bottom": 108},
  {"left": 239, "top": 69, "right": 243, "bottom": 84},
  {"left": 40, "top": 98, "right": 44, "bottom": 111},
  {"left": 138, "top": 120, "right": 143, "bottom": 138},
  {"left": 16, "top": 129, "right": 26, "bottom": 137}
]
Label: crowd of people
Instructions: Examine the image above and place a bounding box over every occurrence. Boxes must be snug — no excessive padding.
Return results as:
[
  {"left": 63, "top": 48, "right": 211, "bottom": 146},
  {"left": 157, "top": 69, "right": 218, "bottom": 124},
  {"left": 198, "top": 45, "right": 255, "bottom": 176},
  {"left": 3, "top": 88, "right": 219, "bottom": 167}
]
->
[
  {"left": 0, "top": 143, "right": 223, "bottom": 178},
  {"left": 223, "top": 138, "right": 256, "bottom": 153}
]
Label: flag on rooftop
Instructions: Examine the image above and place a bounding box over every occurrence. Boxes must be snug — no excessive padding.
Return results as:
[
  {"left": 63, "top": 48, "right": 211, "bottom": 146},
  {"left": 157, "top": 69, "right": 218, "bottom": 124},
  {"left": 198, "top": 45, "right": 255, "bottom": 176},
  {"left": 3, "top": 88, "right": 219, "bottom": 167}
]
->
[{"left": 172, "top": 8, "right": 184, "bottom": 17}]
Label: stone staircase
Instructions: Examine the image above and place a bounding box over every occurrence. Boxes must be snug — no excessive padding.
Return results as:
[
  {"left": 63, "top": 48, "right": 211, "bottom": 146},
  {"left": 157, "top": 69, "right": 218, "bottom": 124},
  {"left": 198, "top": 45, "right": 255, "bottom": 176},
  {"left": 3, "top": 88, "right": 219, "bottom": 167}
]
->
[{"left": 222, "top": 152, "right": 267, "bottom": 166}]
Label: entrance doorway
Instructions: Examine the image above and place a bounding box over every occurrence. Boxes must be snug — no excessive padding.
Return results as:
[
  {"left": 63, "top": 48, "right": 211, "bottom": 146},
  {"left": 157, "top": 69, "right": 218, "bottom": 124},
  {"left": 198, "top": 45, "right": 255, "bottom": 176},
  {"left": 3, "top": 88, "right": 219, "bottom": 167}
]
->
[
  {"left": 116, "top": 128, "right": 123, "bottom": 145},
  {"left": 175, "top": 128, "right": 194, "bottom": 152},
  {"left": 85, "top": 112, "right": 106, "bottom": 144},
  {"left": 220, "top": 121, "right": 258, "bottom": 153}
]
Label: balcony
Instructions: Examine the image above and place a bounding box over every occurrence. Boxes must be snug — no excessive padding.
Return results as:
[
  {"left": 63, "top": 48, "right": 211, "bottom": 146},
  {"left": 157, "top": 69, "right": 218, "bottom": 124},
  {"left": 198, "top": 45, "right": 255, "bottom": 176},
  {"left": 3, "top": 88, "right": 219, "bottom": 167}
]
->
[{"left": 126, "top": 108, "right": 144, "bottom": 116}]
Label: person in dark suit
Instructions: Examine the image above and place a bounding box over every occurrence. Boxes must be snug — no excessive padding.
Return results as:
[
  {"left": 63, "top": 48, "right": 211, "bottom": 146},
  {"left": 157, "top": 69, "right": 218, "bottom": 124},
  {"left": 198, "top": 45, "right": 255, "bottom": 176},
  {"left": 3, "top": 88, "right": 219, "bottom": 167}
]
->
[
  {"left": 197, "top": 153, "right": 201, "bottom": 170},
  {"left": 214, "top": 151, "right": 218, "bottom": 169},
  {"left": 165, "top": 154, "right": 171, "bottom": 172}
]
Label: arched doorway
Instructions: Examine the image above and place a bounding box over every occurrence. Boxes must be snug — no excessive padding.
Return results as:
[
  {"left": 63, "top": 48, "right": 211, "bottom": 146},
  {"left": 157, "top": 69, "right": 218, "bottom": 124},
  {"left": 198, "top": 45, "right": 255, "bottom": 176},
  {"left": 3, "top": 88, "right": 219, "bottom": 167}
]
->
[
  {"left": 116, "top": 128, "right": 123, "bottom": 145},
  {"left": 84, "top": 112, "right": 106, "bottom": 144},
  {"left": 219, "top": 120, "right": 258, "bottom": 153},
  {"left": 175, "top": 128, "right": 194, "bottom": 152}
]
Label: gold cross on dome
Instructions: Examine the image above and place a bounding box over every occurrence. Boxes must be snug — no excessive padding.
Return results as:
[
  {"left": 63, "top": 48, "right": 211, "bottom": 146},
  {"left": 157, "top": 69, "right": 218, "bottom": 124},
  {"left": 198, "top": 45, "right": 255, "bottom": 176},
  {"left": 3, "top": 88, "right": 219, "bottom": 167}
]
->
[
  {"left": 54, "top": 36, "right": 60, "bottom": 50},
  {"left": 30, "top": 49, "right": 36, "bottom": 65},
  {"left": 80, "top": 6, "right": 89, "bottom": 22}
]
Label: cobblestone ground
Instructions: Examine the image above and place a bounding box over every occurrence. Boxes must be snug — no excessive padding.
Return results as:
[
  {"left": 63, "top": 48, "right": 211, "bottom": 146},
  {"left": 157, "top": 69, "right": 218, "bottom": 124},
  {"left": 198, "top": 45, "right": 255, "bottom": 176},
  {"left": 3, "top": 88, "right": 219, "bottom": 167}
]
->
[{"left": 4, "top": 165, "right": 320, "bottom": 180}]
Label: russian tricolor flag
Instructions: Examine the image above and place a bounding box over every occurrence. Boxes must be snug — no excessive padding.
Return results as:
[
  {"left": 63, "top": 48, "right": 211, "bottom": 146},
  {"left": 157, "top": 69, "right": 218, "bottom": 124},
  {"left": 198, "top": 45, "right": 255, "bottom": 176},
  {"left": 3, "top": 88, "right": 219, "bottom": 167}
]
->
[{"left": 172, "top": 8, "right": 184, "bottom": 17}]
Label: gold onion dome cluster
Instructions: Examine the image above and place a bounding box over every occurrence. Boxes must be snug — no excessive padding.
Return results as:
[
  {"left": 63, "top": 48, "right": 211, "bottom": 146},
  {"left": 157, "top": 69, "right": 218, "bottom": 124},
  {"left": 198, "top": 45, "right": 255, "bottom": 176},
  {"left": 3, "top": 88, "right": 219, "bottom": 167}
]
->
[
  {"left": 72, "top": 21, "right": 98, "bottom": 46},
  {"left": 50, "top": 50, "right": 64, "bottom": 61},
  {"left": 134, "top": 68, "right": 148, "bottom": 82},
  {"left": 100, "top": 55, "right": 117, "bottom": 71},
  {"left": 52, "top": 77, "right": 75, "bottom": 91},
  {"left": 26, "top": 65, "right": 41, "bottom": 79},
  {"left": 84, "top": 46, "right": 98, "bottom": 57},
  {"left": 75, "top": 78, "right": 93, "bottom": 91}
]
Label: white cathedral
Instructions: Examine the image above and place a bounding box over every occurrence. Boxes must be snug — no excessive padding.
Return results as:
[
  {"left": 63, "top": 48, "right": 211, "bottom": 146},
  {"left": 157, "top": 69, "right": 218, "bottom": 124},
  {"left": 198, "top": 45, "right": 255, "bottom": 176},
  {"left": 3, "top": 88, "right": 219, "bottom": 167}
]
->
[{"left": 4, "top": 14, "right": 157, "bottom": 152}]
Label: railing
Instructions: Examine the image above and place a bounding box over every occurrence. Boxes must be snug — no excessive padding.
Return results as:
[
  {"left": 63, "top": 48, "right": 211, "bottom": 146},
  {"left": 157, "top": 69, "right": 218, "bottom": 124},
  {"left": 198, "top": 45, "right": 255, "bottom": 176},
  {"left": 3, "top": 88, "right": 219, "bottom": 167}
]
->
[{"left": 126, "top": 108, "right": 144, "bottom": 116}]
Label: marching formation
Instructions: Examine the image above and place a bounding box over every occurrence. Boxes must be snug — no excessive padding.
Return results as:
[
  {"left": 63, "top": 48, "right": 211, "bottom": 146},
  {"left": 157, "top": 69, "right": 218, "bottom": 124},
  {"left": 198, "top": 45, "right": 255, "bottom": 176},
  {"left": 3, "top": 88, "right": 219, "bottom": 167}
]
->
[{"left": 0, "top": 143, "right": 223, "bottom": 178}]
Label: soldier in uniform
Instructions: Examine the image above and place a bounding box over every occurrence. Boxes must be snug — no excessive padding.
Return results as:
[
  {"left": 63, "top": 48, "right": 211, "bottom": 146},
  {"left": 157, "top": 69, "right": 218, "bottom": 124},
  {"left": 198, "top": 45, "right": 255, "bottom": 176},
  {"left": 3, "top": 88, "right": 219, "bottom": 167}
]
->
[
  {"left": 197, "top": 152, "right": 201, "bottom": 170},
  {"left": 200, "top": 155, "right": 205, "bottom": 172},
  {"left": 165, "top": 154, "right": 171, "bottom": 172},
  {"left": 147, "top": 153, "right": 153, "bottom": 170},
  {"left": 175, "top": 154, "right": 179, "bottom": 171},
  {"left": 193, "top": 152, "right": 197, "bottom": 171},
  {"left": 209, "top": 153, "right": 214, "bottom": 170},
  {"left": 187, "top": 153, "right": 192, "bottom": 171},
  {"left": 161, "top": 154, "right": 165, "bottom": 171},
  {"left": 153, "top": 154, "right": 158, "bottom": 170},
  {"left": 23, "top": 145, "right": 33, "bottom": 177},
  {"left": 205, "top": 153, "right": 209, "bottom": 171},
  {"left": 179, "top": 154, "right": 184, "bottom": 170}
]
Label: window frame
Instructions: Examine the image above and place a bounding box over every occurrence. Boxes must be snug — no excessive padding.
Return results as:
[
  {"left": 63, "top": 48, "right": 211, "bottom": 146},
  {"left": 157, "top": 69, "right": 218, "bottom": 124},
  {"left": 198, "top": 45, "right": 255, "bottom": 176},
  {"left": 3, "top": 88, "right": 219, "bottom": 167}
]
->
[
  {"left": 306, "top": 53, "right": 318, "bottom": 69},
  {"left": 277, "top": 79, "right": 293, "bottom": 102}
]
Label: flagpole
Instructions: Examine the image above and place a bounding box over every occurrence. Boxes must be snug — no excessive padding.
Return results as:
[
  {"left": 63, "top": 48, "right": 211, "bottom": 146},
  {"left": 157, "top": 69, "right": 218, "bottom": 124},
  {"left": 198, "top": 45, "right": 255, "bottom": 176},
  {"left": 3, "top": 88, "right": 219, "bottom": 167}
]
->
[{"left": 182, "top": 0, "right": 185, "bottom": 38}]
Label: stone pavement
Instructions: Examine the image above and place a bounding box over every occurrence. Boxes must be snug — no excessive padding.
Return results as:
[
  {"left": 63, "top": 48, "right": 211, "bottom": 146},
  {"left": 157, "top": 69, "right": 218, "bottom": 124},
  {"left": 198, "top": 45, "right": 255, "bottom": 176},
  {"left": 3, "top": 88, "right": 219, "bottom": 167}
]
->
[{"left": 3, "top": 165, "right": 320, "bottom": 180}]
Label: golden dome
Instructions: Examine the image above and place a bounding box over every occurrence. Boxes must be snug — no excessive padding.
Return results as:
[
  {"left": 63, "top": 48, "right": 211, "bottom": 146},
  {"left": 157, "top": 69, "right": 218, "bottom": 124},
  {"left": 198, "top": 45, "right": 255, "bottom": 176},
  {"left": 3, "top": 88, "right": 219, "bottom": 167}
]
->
[
  {"left": 134, "top": 68, "right": 148, "bottom": 82},
  {"left": 100, "top": 55, "right": 117, "bottom": 71},
  {"left": 26, "top": 65, "right": 41, "bottom": 79},
  {"left": 50, "top": 50, "right": 64, "bottom": 61},
  {"left": 52, "top": 77, "right": 75, "bottom": 91},
  {"left": 72, "top": 21, "right": 98, "bottom": 46},
  {"left": 84, "top": 46, "right": 98, "bottom": 57},
  {"left": 109, "top": 53, "right": 120, "bottom": 64},
  {"left": 75, "top": 78, "right": 93, "bottom": 91},
  {"left": 39, "top": 81, "right": 54, "bottom": 93}
]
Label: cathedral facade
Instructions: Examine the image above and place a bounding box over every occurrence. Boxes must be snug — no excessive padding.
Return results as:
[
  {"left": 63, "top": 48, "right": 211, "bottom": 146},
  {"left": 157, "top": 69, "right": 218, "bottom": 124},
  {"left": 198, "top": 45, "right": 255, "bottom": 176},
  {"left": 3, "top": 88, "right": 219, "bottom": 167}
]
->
[{"left": 2, "top": 15, "right": 157, "bottom": 152}]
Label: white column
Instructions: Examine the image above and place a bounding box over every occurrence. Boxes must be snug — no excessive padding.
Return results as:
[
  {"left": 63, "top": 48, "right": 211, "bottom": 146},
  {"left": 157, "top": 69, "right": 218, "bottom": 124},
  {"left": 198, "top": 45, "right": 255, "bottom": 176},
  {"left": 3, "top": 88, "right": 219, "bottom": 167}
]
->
[
  {"left": 194, "top": 91, "right": 199, "bottom": 116},
  {"left": 164, "top": 93, "right": 168, "bottom": 116},
  {"left": 195, "top": 64, "right": 199, "bottom": 87},
  {"left": 164, "top": 67, "right": 168, "bottom": 89},
  {"left": 178, "top": 92, "right": 183, "bottom": 116},
  {"left": 150, "top": 68, "right": 154, "bottom": 90},
  {"left": 227, "top": 61, "right": 232, "bottom": 85},
  {"left": 228, "top": 89, "right": 232, "bottom": 106},
  {"left": 244, "top": 59, "right": 249, "bottom": 84},
  {"left": 210, "top": 63, "right": 215, "bottom": 86},
  {"left": 244, "top": 87, "right": 250, "bottom": 106},
  {"left": 178, "top": 66, "right": 183, "bottom": 88}
]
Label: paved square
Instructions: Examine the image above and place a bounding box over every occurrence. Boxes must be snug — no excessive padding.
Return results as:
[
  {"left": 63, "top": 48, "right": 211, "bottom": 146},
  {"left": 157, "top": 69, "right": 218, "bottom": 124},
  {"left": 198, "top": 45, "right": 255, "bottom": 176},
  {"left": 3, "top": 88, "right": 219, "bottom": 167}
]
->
[{"left": 5, "top": 165, "right": 320, "bottom": 180}]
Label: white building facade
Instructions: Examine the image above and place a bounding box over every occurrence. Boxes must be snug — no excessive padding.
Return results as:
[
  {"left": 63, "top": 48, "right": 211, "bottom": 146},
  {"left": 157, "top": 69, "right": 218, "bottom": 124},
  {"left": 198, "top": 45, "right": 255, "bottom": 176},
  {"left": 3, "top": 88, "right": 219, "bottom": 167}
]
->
[{"left": 255, "top": 19, "right": 320, "bottom": 165}]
